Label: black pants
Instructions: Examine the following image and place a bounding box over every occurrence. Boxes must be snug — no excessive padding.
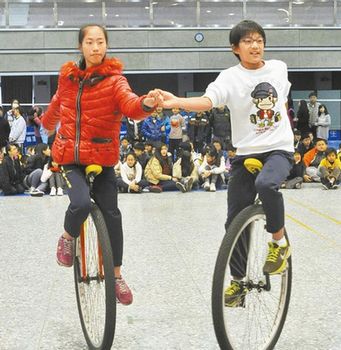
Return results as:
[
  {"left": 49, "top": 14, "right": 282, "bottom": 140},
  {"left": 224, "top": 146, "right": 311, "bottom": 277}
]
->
[
  {"left": 226, "top": 151, "right": 292, "bottom": 278},
  {"left": 63, "top": 165, "right": 123, "bottom": 267},
  {"left": 226, "top": 150, "right": 293, "bottom": 232}
]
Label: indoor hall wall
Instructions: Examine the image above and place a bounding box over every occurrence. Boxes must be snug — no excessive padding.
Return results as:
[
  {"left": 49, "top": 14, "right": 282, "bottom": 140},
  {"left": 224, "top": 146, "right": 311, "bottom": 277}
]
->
[{"left": 0, "top": 28, "right": 341, "bottom": 73}]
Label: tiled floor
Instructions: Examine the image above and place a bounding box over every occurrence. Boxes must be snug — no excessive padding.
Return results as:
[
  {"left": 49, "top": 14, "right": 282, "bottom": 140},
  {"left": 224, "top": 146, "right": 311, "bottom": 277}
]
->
[{"left": 0, "top": 186, "right": 340, "bottom": 350}]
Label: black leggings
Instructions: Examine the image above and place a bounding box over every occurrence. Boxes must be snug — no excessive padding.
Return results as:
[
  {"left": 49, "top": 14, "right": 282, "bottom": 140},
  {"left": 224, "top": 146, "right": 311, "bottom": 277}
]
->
[{"left": 63, "top": 165, "right": 123, "bottom": 267}]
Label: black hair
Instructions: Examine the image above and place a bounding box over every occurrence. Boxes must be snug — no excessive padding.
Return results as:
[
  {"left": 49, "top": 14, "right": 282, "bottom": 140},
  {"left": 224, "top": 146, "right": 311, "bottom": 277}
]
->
[
  {"left": 154, "top": 143, "right": 172, "bottom": 169},
  {"left": 229, "top": 20, "right": 266, "bottom": 61},
  {"left": 145, "top": 141, "right": 154, "bottom": 147},
  {"left": 226, "top": 143, "right": 237, "bottom": 152},
  {"left": 287, "top": 95, "right": 294, "bottom": 109},
  {"left": 126, "top": 151, "right": 137, "bottom": 162},
  {"left": 133, "top": 142, "right": 145, "bottom": 151},
  {"left": 318, "top": 104, "right": 329, "bottom": 116},
  {"left": 212, "top": 138, "right": 223, "bottom": 148},
  {"left": 34, "top": 143, "right": 49, "bottom": 158},
  {"left": 315, "top": 138, "right": 327, "bottom": 144},
  {"left": 293, "top": 129, "right": 301, "bottom": 136},
  {"left": 309, "top": 91, "right": 317, "bottom": 98},
  {"left": 178, "top": 142, "right": 194, "bottom": 177},
  {"left": 78, "top": 24, "right": 108, "bottom": 70},
  {"left": 206, "top": 147, "right": 221, "bottom": 167},
  {"left": 5, "top": 143, "right": 17, "bottom": 154},
  {"left": 326, "top": 148, "right": 337, "bottom": 157}
]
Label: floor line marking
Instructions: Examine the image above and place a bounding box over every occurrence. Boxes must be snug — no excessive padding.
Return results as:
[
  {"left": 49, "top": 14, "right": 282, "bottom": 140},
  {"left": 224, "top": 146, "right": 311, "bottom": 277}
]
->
[
  {"left": 286, "top": 197, "right": 341, "bottom": 225},
  {"left": 286, "top": 213, "right": 341, "bottom": 250}
]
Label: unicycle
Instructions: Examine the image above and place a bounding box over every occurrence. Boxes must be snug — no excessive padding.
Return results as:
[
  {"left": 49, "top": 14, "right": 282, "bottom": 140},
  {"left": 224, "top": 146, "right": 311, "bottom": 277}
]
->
[
  {"left": 74, "top": 165, "right": 116, "bottom": 350},
  {"left": 212, "top": 158, "right": 292, "bottom": 350}
]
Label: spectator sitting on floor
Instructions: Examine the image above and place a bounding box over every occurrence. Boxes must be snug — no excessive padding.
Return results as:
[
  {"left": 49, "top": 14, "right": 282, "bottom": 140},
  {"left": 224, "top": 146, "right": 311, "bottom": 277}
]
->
[
  {"left": 144, "top": 140, "right": 154, "bottom": 158},
  {"left": 0, "top": 143, "right": 25, "bottom": 196},
  {"left": 173, "top": 142, "right": 199, "bottom": 193},
  {"left": 117, "top": 152, "right": 148, "bottom": 193},
  {"left": 199, "top": 147, "right": 225, "bottom": 192},
  {"left": 144, "top": 143, "right": 178, "bottom": 193},
  {"left": 297, "top": 133, "right": 314, "bottom": 157},
  {"left": 133, "top": 142, "right": 150, "bottom": 171},
  {"left": 282, "top": 150, "right": 305, "bottom": 189},
  {"left": 23, "top": 143, "right": 51, "bottom": 196},
  {"left": 318, "top": 148, "right": 341, "bottom": 190},
  {"left": 212, "top": 138, "right": 228, "bottom": 186},
  {"left": 303, "top": 138, "right": 328, "bottom": 183},
  {"left": 119, "top": 136, "right": 132, "bottom": 162},
  {"left": 41, "top": 157, "right": 65, "bottom": 196}
]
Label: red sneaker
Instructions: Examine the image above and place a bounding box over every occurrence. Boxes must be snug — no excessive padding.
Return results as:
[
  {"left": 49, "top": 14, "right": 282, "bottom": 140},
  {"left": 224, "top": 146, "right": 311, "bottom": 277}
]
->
[
  {"left": 115, "top": 277, "right": 133, "bottom": 305},
  {"left": 56, "top": 236, "right": 74, "bottom": 267}
]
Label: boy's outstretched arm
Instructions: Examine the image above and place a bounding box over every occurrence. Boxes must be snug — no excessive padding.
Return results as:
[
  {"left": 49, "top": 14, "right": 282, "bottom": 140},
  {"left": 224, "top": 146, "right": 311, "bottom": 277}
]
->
[{"left": 158, "top": 90, "right": 213, "bottom": 112}]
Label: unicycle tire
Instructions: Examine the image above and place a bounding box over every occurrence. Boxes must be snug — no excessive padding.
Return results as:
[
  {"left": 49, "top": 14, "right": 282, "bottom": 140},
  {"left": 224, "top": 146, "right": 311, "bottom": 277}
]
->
[
  {"left": 212, "top": 204, "right": 292, "bottom": 350},
  {"left": 74, "top": 202, "right": 116, "bottom": 350}
]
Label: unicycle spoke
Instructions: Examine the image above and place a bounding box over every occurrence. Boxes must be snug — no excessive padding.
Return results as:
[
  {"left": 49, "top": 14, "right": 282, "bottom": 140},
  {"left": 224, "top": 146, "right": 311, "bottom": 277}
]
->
[{"left": 212, "top": 204, "right": 292, "bottom": 350}]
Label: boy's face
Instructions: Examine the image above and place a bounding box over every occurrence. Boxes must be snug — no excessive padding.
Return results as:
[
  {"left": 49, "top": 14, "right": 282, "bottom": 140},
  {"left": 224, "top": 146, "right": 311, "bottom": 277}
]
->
[
  {"left": 172, "top": 108, "right": 179, "bottom": 114},
  {"left": 316, "top": 141, "right": 327, "bottom": 152},
  {"left": 309, "top": 95, "right": 317, "bottom": 104},
  {"left": 228, "top": 150, "right": 236, "bottom": 158},
  {"left": 327, "top": 153, "right": 336, "bottom": 163},
  {"left": 232, "top": 32, "right": 265, "bottom": 70},
  {"left": 145, "top": 145, "right": 152, "bottom": 152},
  {"left": 302, "top": 137, "right": 311, "bottom": 146},
  {"left": 294, "top": 134, "right": 301, "bottom": 141},
  {"left": 121, "top": 139, "right": 129, "bottom": 148}
]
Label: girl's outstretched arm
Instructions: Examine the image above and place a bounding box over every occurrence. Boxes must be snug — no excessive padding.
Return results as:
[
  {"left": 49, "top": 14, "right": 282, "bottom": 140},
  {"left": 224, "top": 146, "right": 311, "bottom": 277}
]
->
[{"left": 158, "top": 90, "right": 213, "bottom": 112}]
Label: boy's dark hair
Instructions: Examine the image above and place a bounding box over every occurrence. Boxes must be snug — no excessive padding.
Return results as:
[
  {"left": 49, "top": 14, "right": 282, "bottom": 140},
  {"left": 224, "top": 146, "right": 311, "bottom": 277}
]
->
[
  {"left": 308, "top": 91, "right": 317, "bottom": 98},
  {"left": 315, "top": 138, "right": 327, "bottom": 145},
  {"left": 293, "top": 129, "right": 301, "bottom": 136},
  {"left": 226, "top": 143, "right": 237, "bottom": 152},
  {"left": 229, "top": 20, "right": 266, "bottom": 61},
  {"left": 35, "top": 143, "right": 49, "bottom": 157},
  {"left": 326, "top": 148, "right": 337, "bottom": 157},
  {"left": 133, "top": 142, "right": 145, "bottom": 151},
  {"left": 212, "top": 138, "right": 223, "bottom": 148},
  {"left": 145, "top": 140, "right": 154, "bottom": 147}
]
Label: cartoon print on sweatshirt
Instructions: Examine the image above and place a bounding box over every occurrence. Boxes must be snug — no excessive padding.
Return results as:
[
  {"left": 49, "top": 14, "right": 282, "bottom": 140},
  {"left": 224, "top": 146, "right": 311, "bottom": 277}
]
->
[{"left": 250, "top": 82, "right": 282, "bottom": 133}]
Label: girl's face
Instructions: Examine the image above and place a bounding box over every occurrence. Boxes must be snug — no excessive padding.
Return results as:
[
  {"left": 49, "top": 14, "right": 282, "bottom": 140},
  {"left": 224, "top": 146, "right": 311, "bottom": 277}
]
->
[
  {"left": 207, "top": 154, "right": 216, "bottom": 165},
  {"left": 80, "top": 26, "right": 107, "bottom": 68},
  {"left": 327, "top": 153, "right": 336, "bottom": 163},
  {"left": 293, "top": 152, "right": 301, "bottom": 163},
  {"left": 160, "top": 146, "right": 168, "bottom": 157},
  {"left": 319, "top": 106, "right": 325, "bottom": 113},
  {"left": 8, "top": 145, "right": 18, "bottom": 158},
  {"left": 126, "top": 154, "right": 136, "bottom": 167},
  {"left": 232, "top": 32, "right": 265, "bottom": 70}
]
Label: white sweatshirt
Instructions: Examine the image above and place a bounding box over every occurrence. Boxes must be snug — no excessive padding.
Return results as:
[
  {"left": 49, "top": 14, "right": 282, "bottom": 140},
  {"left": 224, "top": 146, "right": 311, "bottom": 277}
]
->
[
  {"left": 120, "top": 162, "right": 142, "bottom": 185},
  {"left": 204, "top": 60, "right": 294, "bottom": 155}
]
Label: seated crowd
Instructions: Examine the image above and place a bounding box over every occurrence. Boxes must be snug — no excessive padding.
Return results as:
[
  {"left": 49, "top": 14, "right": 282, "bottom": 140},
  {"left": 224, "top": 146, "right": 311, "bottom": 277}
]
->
[{"left": 0, "top": 99, "right": 341, "bottom": 196}]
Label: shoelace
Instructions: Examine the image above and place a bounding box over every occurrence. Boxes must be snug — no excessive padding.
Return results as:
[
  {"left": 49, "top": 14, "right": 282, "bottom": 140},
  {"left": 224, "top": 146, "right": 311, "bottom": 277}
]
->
[
  {"left": 266, "top": 243, "right": 281, "bottom": 263},
  {"left": 63, "top": 239, "right": 73, "bottom": 256},
  {"left": 227, "top": 281, "right": 240, "bottom": 296},
  {"left": 116, "top": 279, "right": 129, "bottom": 293}
]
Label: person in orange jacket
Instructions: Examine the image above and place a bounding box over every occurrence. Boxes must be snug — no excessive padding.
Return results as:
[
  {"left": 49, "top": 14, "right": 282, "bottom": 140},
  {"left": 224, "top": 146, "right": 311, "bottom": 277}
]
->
[{"left": 303, "top": 138, "right": 327, "bottom": 182}]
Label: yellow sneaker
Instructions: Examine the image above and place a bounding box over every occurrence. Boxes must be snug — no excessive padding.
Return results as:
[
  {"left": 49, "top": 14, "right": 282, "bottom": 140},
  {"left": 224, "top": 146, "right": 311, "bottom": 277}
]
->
[
  {"left": 224, "top": 280, "right": 247, "bottom": 307},
  {"left": 263, "top": 242, "right": 291, "bottom": 275}
]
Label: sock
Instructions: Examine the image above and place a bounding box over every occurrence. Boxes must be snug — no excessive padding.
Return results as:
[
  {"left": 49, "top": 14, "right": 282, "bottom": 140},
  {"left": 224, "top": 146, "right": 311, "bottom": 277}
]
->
[{"left": 272, "top": 237, "right": 287, "bottom": 247}]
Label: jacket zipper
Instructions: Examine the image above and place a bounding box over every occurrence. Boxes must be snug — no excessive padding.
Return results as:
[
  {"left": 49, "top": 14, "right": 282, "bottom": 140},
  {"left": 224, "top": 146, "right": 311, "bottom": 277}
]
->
[{"left": 74, "top": 80, "right": 84, "bottom": 164}]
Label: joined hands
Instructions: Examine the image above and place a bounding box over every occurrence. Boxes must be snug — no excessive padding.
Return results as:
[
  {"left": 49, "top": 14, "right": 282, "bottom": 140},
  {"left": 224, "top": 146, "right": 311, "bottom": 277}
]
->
[{"left": 143, "top": 89, "right": 179, "bottom": 110}]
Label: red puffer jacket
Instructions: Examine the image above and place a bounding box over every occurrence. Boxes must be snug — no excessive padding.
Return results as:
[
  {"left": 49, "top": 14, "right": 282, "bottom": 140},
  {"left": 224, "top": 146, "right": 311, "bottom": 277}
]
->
[{"left": 42, "top": 58, "right": 152, "bottom": 167}]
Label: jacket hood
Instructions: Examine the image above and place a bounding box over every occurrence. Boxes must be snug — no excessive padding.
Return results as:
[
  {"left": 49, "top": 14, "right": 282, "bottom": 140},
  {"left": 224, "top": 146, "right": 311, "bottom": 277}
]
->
[{"left": 60, "top": 57, "right": 123, "bottom": 81}]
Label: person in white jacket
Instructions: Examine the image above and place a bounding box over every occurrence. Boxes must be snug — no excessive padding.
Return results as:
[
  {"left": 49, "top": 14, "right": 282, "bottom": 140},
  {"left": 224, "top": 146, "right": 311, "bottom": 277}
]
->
[
  {"left": 316, "top": 104, "right": 331, "bottom": 141},
  {"left": 116, "top": 152, "right": 149, "bottom": 193},
  {"left": 199, "top": 147, "right": 225, "bottom": 192},
  {"left": 9, "top": 107, "right": 26, "bottom": 152}
]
